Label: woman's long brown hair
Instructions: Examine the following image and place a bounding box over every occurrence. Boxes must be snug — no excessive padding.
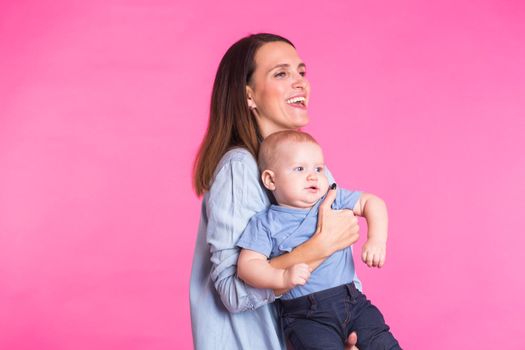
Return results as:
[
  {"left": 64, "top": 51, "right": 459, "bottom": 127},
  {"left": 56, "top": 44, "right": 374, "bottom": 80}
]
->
[{"left": 193, "top": 33, "right": 294, "bottom": 196}]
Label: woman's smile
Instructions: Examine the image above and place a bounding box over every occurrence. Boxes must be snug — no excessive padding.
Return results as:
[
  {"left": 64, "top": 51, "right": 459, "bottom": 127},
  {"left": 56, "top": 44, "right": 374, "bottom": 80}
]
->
[{"left": 286, "top": 95, "right": 307, "bottom": 109}]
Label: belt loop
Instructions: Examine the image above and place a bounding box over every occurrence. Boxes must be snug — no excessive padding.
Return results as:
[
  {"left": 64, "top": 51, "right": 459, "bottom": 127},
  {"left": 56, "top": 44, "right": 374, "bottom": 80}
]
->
[
  {"left": 308, "top": 294, "right": 317, "bottom": 310},
  {"left": 275, "top": 299, "right": 283, "bottom": 317},
  {"left": 345, "top": 282, "right": 355, "bottom": 297}
]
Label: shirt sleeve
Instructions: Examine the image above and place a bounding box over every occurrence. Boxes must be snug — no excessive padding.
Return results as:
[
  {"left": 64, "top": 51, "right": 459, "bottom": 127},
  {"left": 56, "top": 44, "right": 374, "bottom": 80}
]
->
[
  {"left": 237, "top": 215, "right": 273, "bottom": 258},
  {"left": 206, "top": 156, "right": 275, "bottom": 313},
  {"left": 336, "top": 188, "right": 362, "bottom": 211}
]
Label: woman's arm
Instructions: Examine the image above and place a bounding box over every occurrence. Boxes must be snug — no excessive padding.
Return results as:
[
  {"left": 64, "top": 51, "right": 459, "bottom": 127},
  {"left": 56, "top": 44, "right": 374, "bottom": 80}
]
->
[
  {"left": 269, "top": 184, "right": 360, "bottom": 295},
  {"left": 269, "top": 185, "right": 360, "bottom": 271},
  {"left": 206, "top": 153, "right": 275, "bottom": 313},
  {"left": 238, "top": 249, "right": 310, "bottom": 290},
  {"left": 270, "top": 166, "right": 359, "bottom": 272}
]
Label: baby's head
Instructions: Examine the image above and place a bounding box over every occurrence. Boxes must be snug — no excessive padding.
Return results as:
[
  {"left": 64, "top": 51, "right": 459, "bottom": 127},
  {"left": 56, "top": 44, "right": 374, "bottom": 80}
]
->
[{"left": 258, "top": 130, "right": 329, "bottom": 209}]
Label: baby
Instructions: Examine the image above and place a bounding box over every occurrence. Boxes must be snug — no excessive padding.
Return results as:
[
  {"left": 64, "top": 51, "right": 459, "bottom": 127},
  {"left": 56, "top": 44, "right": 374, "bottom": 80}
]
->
[{"left": 237, "top": 130, "right": 400, "bottom": 349}]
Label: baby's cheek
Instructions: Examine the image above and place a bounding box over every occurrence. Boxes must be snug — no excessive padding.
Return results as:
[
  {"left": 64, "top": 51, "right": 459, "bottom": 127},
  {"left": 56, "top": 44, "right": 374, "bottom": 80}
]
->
[{"left": 319, "top": 176, "right": 329, "bottom": 192}]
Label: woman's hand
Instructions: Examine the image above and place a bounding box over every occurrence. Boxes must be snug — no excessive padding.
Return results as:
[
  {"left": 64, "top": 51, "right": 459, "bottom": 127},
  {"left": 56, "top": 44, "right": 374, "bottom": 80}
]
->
[
  {"left": 345, "top": 332, "right": 359, "bottom": 350},
  {"left": 313, "top": 184, "right": 360, "bottom": 258},
  {"left": 269, "top": 184, "right": 360, "bottom": 277}
]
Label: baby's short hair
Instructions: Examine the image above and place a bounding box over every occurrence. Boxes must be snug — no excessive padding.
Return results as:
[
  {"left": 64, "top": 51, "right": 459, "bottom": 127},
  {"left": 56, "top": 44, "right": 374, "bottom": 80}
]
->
[{"left": 258, "top": 130, "right": 319, "bottom": 171}]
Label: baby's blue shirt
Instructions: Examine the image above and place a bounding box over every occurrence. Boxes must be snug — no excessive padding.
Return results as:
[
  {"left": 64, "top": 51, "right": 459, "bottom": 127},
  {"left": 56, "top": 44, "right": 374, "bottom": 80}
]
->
[{"left": 237, "top": 188, "right": 362, "bottom": 300}]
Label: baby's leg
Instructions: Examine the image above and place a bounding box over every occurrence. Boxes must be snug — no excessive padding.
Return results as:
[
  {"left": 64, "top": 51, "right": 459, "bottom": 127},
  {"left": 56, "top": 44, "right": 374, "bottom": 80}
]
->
[
  {"left": 282, "top": 317, "right": 344, "bottom": 350},
  {"left": 277, "top": 288, "right": 352, "bottom": 350},
  {"left": 345, "top": 284, "right": 401, "bottom": 350}
]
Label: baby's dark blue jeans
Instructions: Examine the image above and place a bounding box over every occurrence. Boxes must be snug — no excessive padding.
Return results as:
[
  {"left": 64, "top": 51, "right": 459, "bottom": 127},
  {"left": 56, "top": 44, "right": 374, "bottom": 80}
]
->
[{"left": 277, "top": 283, "right": 401, "bottom": 350}]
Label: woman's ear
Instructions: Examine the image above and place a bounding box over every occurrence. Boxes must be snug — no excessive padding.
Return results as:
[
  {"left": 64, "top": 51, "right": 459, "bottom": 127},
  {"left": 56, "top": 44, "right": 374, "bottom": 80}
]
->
[
  {"left": 246, "top": 85, "right": 257, "bottom": 110},
  {"left": 261, "top": 170, "right": 276, "bottom": 191}
]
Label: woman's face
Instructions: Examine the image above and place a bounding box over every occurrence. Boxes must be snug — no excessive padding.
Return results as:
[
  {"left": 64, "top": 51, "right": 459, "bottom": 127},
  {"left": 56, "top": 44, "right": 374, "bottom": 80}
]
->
[{"left": 246, "top": 41, "right": 310, "bottom": 138}]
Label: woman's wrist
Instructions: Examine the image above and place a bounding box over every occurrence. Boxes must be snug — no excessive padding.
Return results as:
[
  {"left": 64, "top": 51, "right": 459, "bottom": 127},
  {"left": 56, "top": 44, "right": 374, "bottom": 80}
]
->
[
  {"left": 269, "top": 236, "right": 328, "bottom": 271},
  {"left": 307, "top": 232, "right": 332, "bottom": 260}
]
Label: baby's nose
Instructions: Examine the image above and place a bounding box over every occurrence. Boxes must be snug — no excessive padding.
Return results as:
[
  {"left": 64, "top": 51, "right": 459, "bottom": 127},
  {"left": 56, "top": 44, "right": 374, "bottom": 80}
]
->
[{"left": 307, "top": 172, "right": 318, "bottom": 180}]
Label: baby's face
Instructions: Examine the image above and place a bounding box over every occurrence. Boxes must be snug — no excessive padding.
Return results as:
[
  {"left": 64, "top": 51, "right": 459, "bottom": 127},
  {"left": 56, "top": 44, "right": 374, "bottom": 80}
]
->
[{"left": 269, "top": 141, "right": 329, "bottom": 208}]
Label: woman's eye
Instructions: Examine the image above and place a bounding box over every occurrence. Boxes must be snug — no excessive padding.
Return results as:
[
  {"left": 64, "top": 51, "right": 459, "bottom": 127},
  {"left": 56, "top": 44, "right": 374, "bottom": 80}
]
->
[
  {"left": 294, "top": 166, "right": 304, "bottom": 172},
  {"left": 299, "top": 71, "right": 306, "bottom": 77},
  {"left": 275, "top": 71, "right": 287, "bottom": 78}
]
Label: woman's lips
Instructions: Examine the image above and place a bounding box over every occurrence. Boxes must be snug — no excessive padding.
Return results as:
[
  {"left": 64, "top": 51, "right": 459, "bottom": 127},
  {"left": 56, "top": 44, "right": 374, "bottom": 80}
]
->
[
  {"left": 285, "top": 96, "right": 307, "bottom": 110},
  {"left": 288, "top": 103, "right": 307, "bottom": 110}
]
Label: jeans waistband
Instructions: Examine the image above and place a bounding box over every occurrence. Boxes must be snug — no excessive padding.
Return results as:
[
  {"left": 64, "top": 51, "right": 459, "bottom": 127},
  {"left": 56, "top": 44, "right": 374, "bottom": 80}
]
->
[{"left": 278, "top": 283, "right": 358, "bottom": 313}]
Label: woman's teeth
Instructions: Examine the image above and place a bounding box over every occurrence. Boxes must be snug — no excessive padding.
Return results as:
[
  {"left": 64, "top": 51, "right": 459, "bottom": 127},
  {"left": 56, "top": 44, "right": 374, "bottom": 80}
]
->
[{"left": 286, "top": 96, "right": 306, "bottom": 105}]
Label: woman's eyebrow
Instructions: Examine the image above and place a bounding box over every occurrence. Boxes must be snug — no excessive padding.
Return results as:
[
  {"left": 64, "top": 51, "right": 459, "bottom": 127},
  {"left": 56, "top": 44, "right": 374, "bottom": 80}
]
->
[{"left": 267, "top": 62, "right": 306, "bottom": 73}]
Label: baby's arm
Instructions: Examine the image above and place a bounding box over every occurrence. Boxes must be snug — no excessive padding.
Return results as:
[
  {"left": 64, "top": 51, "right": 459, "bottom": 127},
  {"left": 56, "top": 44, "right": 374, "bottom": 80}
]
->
[
  {"left": 238, "top": 249, "right": 310, "bottom": 290},
  {"left": 352, "top": 193, "right": 388, "bottom": 268}
]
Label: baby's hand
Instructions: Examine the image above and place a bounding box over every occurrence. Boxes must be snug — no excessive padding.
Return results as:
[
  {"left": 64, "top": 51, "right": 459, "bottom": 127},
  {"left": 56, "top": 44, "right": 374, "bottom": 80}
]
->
[
  {"left": 361, "top": 239, "right": 386, "bottom": 268},
  {"left": 282, "top": 263, "right": 311, "bottom": 289}
]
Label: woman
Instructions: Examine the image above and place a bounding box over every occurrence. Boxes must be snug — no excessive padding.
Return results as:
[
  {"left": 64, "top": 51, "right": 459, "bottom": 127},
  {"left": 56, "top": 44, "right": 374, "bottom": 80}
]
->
[{"left": 190, "top": 33, "right": 361, "bottom": 349}]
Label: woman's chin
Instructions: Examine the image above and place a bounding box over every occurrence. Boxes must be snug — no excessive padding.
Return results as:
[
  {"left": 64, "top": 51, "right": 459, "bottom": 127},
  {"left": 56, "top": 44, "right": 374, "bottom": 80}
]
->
[
  {"left": 292, "top": 115, "right": 309, "bottom": 129},
  {"left": 283, "top": 105, "right": 309, "bottom": 126}
]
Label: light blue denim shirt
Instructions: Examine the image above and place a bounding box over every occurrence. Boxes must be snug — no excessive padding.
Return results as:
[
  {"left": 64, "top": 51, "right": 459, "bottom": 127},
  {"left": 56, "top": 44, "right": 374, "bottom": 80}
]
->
[{"left": 190, "top": 147, "right": 341, "bottom": 349}]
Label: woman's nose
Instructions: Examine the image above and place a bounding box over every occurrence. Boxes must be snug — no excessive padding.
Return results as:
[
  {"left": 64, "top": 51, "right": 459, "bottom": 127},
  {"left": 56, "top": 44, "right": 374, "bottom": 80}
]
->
[{"left": 292, "top": 73, "right": 307, "bottom": 89}]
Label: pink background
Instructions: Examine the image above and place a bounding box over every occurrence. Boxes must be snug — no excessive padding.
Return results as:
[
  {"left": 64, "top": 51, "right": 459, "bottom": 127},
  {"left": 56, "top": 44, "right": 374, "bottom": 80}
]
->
[{"left": 1, "top": 0, "right": 524, "bottom": 349}]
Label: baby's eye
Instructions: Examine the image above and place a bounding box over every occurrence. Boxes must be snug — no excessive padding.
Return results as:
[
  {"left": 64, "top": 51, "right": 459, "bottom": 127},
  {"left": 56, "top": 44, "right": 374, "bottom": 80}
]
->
[
  {"left": 315, "top": 166, "right": 324, "bottom": 173},
  {"left": 293, "top": 166, "right": 304, "bottom": 172}
]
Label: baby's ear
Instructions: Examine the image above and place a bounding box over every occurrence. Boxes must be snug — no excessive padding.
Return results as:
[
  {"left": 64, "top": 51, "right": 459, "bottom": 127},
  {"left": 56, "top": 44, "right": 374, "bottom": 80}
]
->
[{"left": 261, "top": 170, "right": 276, "bottom": 191}]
